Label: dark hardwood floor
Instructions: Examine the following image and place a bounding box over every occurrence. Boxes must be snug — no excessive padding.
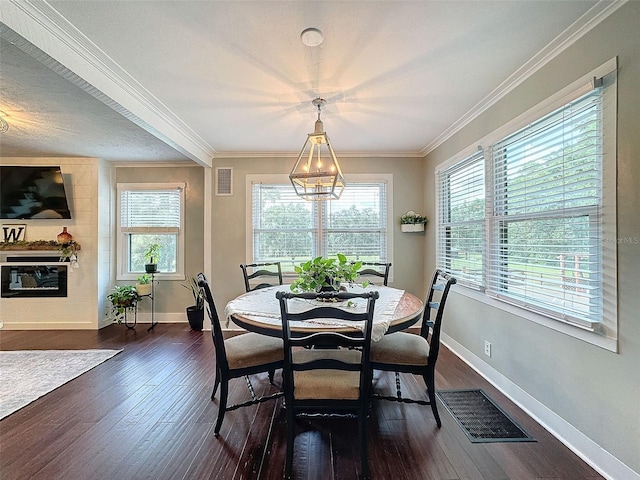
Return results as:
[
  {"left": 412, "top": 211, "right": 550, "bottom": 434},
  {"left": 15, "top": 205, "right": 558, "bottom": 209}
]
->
[{"left": 0, "top": 324, "right": 602, "bottom": 480}]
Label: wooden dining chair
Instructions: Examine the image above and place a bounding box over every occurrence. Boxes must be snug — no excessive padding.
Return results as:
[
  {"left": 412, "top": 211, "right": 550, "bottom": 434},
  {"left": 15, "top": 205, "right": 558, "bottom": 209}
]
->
[
  {"left": 240, "top": 262, "right": 283, "bottom": 292},
  {"left": 197, "top": 273, "right": 284, "bottom": 436},
  {"left": 276, "top": 290, "right": 379, "bottom": 480},
  {"left": 370, "top": 269, "right": 456, "bottom": 427},
  {"left": 357, "top": 261, "right": 392, "bottom": 286}
]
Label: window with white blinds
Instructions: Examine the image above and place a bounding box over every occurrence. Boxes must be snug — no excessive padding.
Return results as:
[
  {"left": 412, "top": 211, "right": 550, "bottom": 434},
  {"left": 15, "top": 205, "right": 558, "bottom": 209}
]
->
[
  {"left": 435, "top": 59, "right": 617, "bottom": 343},
  {"left": 488, "top": 89, "right": 603, "bottom": 327},
  {"left": 250, "top": 176, "right": 390, "bottom": 272},
  {"left": 117, "top": 183, "right": 185, "bottom": 278},
  {"left": 436, "top": 150, "right": 485, "bottom": 288}
]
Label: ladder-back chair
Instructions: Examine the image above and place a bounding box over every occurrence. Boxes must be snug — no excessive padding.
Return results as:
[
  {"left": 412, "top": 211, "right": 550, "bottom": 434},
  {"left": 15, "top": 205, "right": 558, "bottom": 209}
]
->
[
  {"left": 370, "top": 269, "right": 456, "bottom": 427},
  {"left": 276, "top": 290, "right": 379, "bottom": 480},
  {"left": 198, "top": 273, "right": 283, "bottom": 436}
]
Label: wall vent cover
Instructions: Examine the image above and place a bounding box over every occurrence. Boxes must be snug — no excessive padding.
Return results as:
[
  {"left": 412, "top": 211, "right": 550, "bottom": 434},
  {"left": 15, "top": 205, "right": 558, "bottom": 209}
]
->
[{"left": 215, "top": 167, "right": 233, "bottom": 196}]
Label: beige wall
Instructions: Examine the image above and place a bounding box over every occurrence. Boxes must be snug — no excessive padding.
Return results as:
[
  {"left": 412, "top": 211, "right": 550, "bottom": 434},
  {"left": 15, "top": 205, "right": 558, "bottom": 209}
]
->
[
  {"left": 114, "top": 164, "right": 205, "bottom": 322},
  {"left": 209, "top": 156, "right": 427, "bottom": 311},
  {"left": 425, "top": 3, "right": 640, "bottom": 476}
]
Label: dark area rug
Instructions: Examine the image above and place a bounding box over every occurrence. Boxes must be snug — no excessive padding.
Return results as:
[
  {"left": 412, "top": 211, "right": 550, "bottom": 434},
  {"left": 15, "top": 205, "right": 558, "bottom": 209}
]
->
[{"left": 436, "top": 389, "right": 535, "bottom": 443}]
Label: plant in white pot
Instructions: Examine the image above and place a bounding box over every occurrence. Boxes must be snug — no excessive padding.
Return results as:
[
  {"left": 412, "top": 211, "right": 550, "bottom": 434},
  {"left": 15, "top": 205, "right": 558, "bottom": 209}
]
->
[
  {"left": 135, "top": 273, "right": 152, "bottom": 296},
  {"left": 400, "top": 211, "right": 428, "bottom": 232},
  {"left": 106, "top": 284, "right": 139, "bottom": 323},
  {"left": 181, "top": 276, "right": 205, "bottom": 331}
]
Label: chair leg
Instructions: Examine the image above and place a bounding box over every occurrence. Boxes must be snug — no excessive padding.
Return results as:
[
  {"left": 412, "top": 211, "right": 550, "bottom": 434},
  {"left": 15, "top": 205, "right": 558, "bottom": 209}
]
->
[
  {"left": 424, "top": 373, "right": 441, "bottom": 428},
  {"left": 214, "top": 380, "right": 228, "bottom": 436},
  {"left": 284, "top": 407, "right": 295, "bottom": 479},
  {"left": 359, "top": 410, "right": 371, "bottom": 480},
  {"left": 268, "top": 368, "right": 275, "bottom": 384},
  {"left": 394, "top": 371, "right": 402, "bottom": 399},
  {"left": 211, "top": 368, "right": 221, "bottom": 401}
]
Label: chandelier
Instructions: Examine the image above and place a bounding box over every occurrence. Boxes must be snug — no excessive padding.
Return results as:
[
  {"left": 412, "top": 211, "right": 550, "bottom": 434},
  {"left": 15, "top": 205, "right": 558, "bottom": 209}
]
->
[{"left": 289, "top": 98, "right": 345, "bottom": 201}]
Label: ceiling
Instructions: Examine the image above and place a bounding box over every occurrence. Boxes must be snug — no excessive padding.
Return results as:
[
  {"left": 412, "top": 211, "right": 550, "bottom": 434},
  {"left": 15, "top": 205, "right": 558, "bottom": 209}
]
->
[{"left": 0, "top": 0, "right": 619, "bottom": 167}]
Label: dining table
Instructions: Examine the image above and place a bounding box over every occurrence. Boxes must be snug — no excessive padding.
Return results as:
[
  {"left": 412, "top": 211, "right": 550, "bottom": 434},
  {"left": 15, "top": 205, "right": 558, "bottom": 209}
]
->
[{"left": 225, "top": 284, "right": 423, "bottom": 342}]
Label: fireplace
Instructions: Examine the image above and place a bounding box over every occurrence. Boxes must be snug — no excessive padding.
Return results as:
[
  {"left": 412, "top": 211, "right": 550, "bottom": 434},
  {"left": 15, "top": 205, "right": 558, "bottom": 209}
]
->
[{"left": 1, "top": 256, "right": 68, "bottom": 298}]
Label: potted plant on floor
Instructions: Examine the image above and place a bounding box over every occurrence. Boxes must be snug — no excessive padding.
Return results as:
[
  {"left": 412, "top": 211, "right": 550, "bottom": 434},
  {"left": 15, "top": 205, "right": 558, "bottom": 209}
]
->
[
  {"left": 135, "top": 273, "right": 152, "bottom": 296},
  {"left": 290, "top": 253, "right": 365, "bottom": 293},
  {"left": 181, "top": 276, "right": 205, "bottom": 331},
  {"left": 106, "top": 284, "right": 139, "bottom": 323},
  {"left": 144, "top": 243, "right": 162, "bottom": 273}
]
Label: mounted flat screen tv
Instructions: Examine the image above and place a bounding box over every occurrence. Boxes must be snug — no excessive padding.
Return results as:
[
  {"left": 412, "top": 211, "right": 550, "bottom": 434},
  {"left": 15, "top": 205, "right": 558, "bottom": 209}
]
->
[{"left": 0, "top": 166, "right": 72, "bottom": 219}]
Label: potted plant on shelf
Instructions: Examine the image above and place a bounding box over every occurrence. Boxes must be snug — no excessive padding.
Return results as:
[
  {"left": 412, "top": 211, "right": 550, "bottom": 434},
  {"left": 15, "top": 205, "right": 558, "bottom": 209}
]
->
[
  {"left": 290, "top": 253, "right": 366, "bottom": 293},
  {"left": 144, "top": 243, "right": 162, "bottom": 273},
  {"left": 400, "top": 211, "right": 428, "bottom": 232},
  {"left": 181, "top": 276, "right": 205, "bottom": 331},
  {"left": 106, "top": 284, "right": 139, "bottom": 323},
  {"left": 135, "top": 273, "right": 152, "bottom": 296}
]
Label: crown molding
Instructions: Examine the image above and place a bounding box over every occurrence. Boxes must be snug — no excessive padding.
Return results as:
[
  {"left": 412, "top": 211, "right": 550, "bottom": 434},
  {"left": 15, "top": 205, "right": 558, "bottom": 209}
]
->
[
  {"left": 213, "top": 150, "right": 425, "bottom": 159},
  {"left": 0, "top": 0, "right": 216, "bottom": 167},
  {"left": 420, "top": 0, "right": 628, "bottom": 156},
  {"left": 110, "top": 160, "right": 204, "bottom": 168}
]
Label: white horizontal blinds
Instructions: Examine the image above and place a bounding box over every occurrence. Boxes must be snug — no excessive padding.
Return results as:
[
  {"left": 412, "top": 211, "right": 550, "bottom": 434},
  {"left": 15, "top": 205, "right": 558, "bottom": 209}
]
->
[
  {"left": 437, "top": 150, "right": 485, "bottom": 287},
  {"left": 120, "top": 189, "right": 181, "bottom": 233},
  {"left": 252, "top": 183, "right": 316, "bottom": 269},
  {"left": 323, "top": 182, "right": 387, "bottom": 261},
  {"left": 488, "top": 88, "right": 603, "bottom": 326}
]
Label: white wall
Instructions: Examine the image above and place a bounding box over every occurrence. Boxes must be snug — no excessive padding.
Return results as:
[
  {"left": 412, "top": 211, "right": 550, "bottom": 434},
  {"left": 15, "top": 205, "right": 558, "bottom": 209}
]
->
[
  {"left": 424, "top": 3, "right": 640, "bottom": 478},
  {"left": 0, "top": 157, "right": 100, "bottom": 329}
]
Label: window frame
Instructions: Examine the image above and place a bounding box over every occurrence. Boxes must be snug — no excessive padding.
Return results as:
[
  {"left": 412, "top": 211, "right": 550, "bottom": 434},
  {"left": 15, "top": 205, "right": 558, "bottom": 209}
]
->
[
  {"left": 116, "top": 182, "right": 186, "bottom": 281},
  {"left": 435, "top": 58, "right": 617, "bottom": 351},
  {"left": 246, "top": 174, "right": 393, "bottom": 278}
]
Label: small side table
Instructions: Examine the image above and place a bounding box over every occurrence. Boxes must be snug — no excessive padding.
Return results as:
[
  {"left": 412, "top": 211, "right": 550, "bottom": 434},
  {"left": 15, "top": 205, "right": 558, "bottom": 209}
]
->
[{"left": 124, "top": 273, "right": 157, "bottom": 331}]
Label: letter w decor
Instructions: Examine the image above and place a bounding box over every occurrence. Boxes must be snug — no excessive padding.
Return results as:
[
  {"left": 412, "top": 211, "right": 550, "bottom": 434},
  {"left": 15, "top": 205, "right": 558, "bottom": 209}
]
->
[{"left": 2, "top": 224, "right": 26, "bottom": 243}]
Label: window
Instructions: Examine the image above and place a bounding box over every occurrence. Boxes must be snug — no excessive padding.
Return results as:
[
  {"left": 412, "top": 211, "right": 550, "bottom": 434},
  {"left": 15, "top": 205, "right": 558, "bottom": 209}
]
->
[
  {"left": 436, "top": 59, "right": 617, "bottom": 346},
  {"left": 117, "top": 183, "right": 185, "bottom": 280},
  {"left": 437, "top": 150, "right": 485, "bottom": 288},
  {"left": 488, "top": 89, "right": 603, "bottom": 328},
  {"left": 248, "top": 175, "right": 391, "bottom": 272}
]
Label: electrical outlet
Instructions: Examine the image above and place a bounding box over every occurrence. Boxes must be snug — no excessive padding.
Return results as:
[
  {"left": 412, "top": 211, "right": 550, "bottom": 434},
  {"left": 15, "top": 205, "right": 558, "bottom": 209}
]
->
[{"left": 484, "top": 341, "right": 492, "bottom": 357}]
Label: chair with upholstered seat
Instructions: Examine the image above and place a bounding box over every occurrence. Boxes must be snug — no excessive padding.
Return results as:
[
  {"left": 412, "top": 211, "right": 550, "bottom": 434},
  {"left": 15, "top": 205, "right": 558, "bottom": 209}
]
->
[
  {"left": 276, "top": 290, "right": 379, "bottom": 480},
  {"left": 240, "top": 262, "right": 283, "bottom": 292},
  {"left": 370, "top": 269, "right": 456, "bottom": 427},
  {"left": 197, "top": 273, "right": 284, "bottom": 436},
  {"left": 357, "top": 261, "right": 391, "bottom": 286}
]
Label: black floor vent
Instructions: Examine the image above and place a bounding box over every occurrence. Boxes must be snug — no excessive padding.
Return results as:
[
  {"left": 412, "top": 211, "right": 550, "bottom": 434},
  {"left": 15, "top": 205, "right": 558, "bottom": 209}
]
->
[{"left": 437, "top": 389, "right": 535, "bottom": 443}]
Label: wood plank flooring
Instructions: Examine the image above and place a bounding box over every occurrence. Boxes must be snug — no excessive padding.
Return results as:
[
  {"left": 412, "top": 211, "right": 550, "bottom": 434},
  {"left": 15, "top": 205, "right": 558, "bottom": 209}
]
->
[{"left": 0, "top": 324, "right": 603, "bottom": 480}]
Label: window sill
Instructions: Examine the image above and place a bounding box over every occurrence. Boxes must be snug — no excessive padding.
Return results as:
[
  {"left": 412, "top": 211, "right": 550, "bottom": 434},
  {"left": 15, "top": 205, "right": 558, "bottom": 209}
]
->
[
  {"left": 117, "top": 272, "right": 184, "bottom": 282},
  {"left": 452, "top": 284, "right": 617, "bottom": 353}
]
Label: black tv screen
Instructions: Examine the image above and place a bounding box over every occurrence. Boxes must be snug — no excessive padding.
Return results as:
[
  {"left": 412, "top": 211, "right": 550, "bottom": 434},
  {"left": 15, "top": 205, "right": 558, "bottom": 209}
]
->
[{"left": 0, "top": 166, "right": 72, "bottom": 219}]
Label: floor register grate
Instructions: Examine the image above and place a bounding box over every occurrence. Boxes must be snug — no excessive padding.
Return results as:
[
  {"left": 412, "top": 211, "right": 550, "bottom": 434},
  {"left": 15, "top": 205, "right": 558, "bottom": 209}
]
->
[{"left": 436, "top": 389, "right": 536, "bottom": 443}]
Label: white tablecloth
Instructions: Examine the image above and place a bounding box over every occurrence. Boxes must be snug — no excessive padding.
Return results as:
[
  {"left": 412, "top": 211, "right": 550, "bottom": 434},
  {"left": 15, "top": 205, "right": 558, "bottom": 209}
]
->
[{"left": 225, "top": 284, "right": 405, "bottom": 342}]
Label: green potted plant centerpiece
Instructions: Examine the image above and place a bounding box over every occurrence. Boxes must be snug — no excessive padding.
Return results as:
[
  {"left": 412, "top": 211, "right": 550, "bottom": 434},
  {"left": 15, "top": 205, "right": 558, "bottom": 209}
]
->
[
  {"left": 135, "top": 273, "right": 152, "bottom": 296},
  {"left": 106, "top": 284, "right": 139, "bottom": 323},
  {"left": 400, "top": 211, "right": 428, "bottom": 232},
  {"left": 144, "top": 243, "right": 162, "bottom": 273},
  {"left": 290, "top": 253, "right": 366, "bottom": 293},
  {"left": 181, "top": 276, "right": 205, "bottom": 331}
]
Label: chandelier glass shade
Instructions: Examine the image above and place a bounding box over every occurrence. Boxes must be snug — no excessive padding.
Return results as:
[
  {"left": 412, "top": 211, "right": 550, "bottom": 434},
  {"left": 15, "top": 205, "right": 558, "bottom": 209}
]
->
[{"left": 289, "top": 98, "right": 345, "bottom": 201}]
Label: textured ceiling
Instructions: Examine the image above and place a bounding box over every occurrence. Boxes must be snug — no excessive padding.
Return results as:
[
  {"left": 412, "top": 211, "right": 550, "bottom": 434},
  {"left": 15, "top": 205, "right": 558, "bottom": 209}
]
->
[{"left": 0, "top": 0, "right": 617, "bottom": 166}]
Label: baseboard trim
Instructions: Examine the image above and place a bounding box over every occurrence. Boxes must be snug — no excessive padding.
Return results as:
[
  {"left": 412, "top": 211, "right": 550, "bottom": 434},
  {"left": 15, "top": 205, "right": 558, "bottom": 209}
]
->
[{"left": 441, "top": 333, "right": 639, "bottom": 480}]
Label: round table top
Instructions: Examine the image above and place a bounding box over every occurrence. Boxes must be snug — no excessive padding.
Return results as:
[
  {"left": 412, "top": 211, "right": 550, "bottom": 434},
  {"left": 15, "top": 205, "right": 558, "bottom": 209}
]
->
[{"left": 225, "top": 285, "right": 424, "bottom": 339}]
